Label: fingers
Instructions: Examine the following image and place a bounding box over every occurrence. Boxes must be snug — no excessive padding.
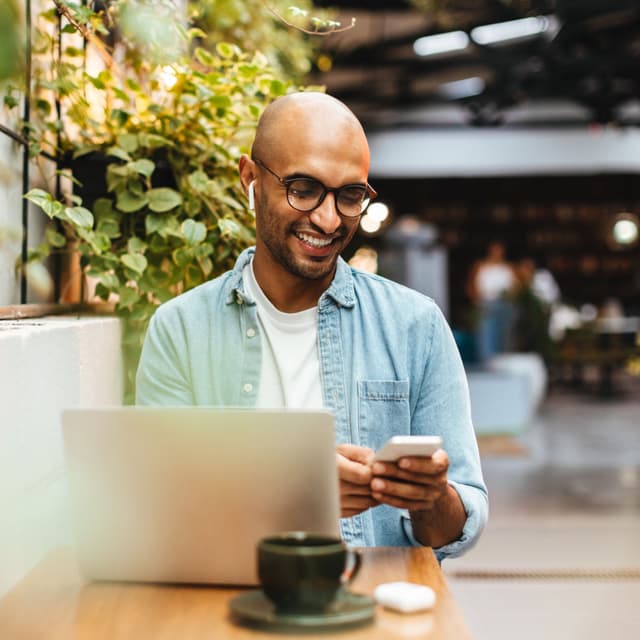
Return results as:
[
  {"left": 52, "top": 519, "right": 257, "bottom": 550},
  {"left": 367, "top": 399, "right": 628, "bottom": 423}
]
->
[
  {"left": 340, "top": 480, "right": 373, "bottom": 496},
  {"left": 337, "top": 443, "right": 375, "bottom": 466},
  {"left": 339, "top": 482, "right": 379, "bottom": 518},
  {"left": 340, "top": 494, "right": 379, "bottom": 518},
  {"left": 371, "top": 449, "right": 449, "bottom": 481},
  {"left": 370, "top": 450, "right": 450, "bottom": 511},
  {"left": 337, "top": 451, "right": 374, "bottom": 486}
]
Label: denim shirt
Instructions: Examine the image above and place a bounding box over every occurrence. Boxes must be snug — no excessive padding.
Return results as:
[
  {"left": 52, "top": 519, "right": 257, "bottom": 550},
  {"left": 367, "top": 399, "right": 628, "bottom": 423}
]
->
[{"left": 136, "top": 247, "right": 488, "bottom": 560}]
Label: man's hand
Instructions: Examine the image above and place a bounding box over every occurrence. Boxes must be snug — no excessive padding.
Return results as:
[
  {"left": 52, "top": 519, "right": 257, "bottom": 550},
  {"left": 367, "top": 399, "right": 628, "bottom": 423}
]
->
[
  {"left": 336, "top": 444, "right": 379, "bottom": 518},
  {"left": 370, "top": 449, "right": 449, "bottom": 511},
  {"left": 370, "top": 448, "right": 466, "bottom": 548}
]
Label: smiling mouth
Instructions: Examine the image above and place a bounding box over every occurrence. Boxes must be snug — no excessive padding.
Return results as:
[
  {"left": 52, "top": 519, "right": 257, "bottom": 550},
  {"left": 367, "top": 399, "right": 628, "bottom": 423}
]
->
[{"left": 294, "top": 231, "right": 336, "bottom": 249}]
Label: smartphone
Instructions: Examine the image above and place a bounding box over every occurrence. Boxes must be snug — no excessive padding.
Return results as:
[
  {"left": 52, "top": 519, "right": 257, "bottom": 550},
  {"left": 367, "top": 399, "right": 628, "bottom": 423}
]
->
[{"left": 373, "top": 435, "right": 443, "bottom": 462}]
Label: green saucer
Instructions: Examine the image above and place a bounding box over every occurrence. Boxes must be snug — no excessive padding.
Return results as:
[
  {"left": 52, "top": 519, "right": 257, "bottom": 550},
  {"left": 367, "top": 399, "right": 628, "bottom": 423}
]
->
[{"left": 229, "top": 589, "right": 376, "bottom": 630}]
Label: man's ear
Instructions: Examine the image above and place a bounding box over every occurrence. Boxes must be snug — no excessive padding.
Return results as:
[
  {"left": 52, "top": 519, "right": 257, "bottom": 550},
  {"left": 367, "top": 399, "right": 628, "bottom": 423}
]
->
[{"left": 238, "top": 154, "right": 257, "bottom": 209}]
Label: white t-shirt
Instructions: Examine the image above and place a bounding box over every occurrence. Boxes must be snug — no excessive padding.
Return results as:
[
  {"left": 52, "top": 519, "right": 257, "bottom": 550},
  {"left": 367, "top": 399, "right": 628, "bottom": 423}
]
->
[
  {"left": 242, "top": 261, "right": 324, "bottom": 409},
  {"left": 475, "top": 263, "right": 515, "bottom": 302}
]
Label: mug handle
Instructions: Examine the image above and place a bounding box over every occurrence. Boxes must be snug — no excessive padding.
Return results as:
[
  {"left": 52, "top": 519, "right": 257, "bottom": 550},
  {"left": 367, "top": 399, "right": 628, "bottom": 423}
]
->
[{"left": 340, "top": 548, "right": 362, "bottom": 585}]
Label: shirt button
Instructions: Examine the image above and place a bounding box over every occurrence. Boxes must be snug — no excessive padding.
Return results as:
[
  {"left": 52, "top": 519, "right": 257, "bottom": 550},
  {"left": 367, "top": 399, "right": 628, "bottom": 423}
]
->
[
  {"left": 246, "top": 328, "right": 256, "bottom": 338},
  {"left": 243, "top": 383, "right": 253, "bottom": 393}
]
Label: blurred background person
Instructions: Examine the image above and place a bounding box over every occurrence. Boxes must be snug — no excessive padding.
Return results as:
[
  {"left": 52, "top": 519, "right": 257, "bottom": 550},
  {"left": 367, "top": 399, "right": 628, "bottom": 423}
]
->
[
  {"left": 512, "top": 257, "right": 561, "bottom": 362},
  {"left": 466, "top": 241, "right": 517, "bottom": 364}
]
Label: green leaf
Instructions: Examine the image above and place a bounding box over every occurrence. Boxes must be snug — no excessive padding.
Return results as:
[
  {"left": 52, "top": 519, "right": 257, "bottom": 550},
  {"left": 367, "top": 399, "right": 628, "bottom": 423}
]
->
[
  {"left": 98, "top": 272, "right": 120, "bottom": 289},
  {"left": 270, "top": 79, "right": 287, "bottom": 96},
  {"left": 4, "top": 95, "right": 19, "bottom": 109},
  {"left": 181, "top": 219, "right": 207, "bottom": 245},
  {"left": 187, "top": 27, "right": 207, "bottom": 40},
  {"left": 195, "top": 47, "right": 216, "bottom": 67},
  {"left": 138, "top": 133, "right": 173, "bottom": 149},
  {"left": 218, "top": 218, "right": 241, "bottom": 238},
  {"left": 111, "top": 109, "right": 130, "bottom": 127},
  {"left": 198, "top": 256, "right": 213, "bottom": 277},
  {"left": 116, "top": 190, "right": 149, "bottom": 213},
  {"left": 187, "top": 170, "right": 209, "bottom": 193},
  {"left": 106, "top": 146, "right": 132, "bottom": 162},
  {"left": 172, "top": 247, "right": 193, "bottom": 267},
  {"left": 216, "top": 42, "right": 236, "bottom": 59},
  {"left": 127, "top": 237, "right": 147, "bottom": 253},
  {"left": 210, "top": 95, "right": 232, "bottom": 109},
  {"left": 97, "top": 220, "right": 120, "bottom": 238},
  {"left": 145, "top": 213, "right": 166, "bottom": 235},
  {"left": 95, "top": 282, "right": 111, "bottom": 301},
  {"left": 126, "top": 78, "right": 142, "bottom": 92},
  {"left": 45, "top": 228, "right": 66, "bottom": 248},
  {"left": 94, "top": 198, "right": 117, "bottom": 220},
  {"left": 118, "top": 285, "right": 140, "bottom": 306},
  {"left": 25, "top": 188, "right": 53, "bottom": 211},
  {"left": 148, "top": 188, "right": 182, "bottom": 213},
  {"left": 129, "top": 159, "right": 155, "bottom": 178},
  {"left": 66, "top": 206, "right": 94, "bottom": 229},
  {"left": 87, "top": 74, "right": 105, "bottom": 90},
  {"left": 121, "top": 253, "right": 148, "bottom": 274},
  {"left": 117, "top": 133, "right": 139, "bottom": 153},
  {"left": 113, "top": 88, "right": 129, "bottom": 102},
  {"left": 92, "top": 232, "right": 112, "bottom": 253}
]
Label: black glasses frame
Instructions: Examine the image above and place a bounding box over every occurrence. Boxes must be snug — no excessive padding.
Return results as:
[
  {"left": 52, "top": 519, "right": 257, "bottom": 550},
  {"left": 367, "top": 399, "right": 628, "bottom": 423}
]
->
[{"left": 253, "top": 158, "right": 376, "bottom": 218}]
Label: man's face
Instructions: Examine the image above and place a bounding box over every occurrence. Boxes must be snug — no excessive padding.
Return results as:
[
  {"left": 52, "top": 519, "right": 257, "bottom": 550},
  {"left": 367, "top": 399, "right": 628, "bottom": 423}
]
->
[{"left": 254, "top": 132, "right": 368, "bottom": 283}]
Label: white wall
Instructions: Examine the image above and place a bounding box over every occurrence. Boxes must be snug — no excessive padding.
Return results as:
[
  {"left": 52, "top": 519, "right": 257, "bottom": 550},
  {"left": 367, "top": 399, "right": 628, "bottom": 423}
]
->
[
  {"left": 0, "top": 316, "right": 123, "bottom": 596},
  {"left": 369, "top": 127, "right": 640, "bottom": 177}
]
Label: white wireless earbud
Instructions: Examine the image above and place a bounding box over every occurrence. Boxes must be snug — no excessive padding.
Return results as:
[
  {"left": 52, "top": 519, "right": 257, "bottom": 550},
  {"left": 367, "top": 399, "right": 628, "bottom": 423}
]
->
[{"left": 248, "top": 180, "right": 255, "bottom": 210}]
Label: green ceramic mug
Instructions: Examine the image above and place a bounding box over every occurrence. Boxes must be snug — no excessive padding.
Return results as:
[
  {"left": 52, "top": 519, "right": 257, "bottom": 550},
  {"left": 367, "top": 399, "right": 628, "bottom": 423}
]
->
[{"left": 257, "top": 531, "right": 361, "bottom": 613}]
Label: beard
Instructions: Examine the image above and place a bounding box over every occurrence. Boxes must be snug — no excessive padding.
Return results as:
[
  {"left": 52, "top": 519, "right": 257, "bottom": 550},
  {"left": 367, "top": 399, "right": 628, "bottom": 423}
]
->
[{"left": 258, "top": 215, "right": 353, "bottom": 282}]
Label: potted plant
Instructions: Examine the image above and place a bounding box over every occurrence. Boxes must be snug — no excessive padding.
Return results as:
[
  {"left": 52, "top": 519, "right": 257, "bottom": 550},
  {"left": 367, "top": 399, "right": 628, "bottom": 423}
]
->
[{"left": 15, "top": 0, "right": 343, "bottom": 400}]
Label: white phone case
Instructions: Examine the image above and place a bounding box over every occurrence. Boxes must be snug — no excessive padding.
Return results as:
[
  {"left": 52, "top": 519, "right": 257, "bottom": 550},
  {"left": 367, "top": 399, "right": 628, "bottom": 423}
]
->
[{"left": 373, "top": 435, "right": 442, "bottom": 462}]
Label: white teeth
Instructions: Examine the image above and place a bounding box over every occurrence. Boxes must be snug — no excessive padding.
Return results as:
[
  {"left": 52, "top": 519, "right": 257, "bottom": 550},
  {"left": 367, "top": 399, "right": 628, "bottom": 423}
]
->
[{"left": 296, "top": 232, "right": 333, "bottom": 248}]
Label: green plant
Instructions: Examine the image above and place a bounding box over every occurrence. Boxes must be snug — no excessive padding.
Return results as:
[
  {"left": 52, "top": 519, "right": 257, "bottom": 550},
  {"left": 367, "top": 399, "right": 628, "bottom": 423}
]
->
[
  {"left": 0, "top": 0, "right": 23, "bottom": 82},
  {"left": 18, "top": 0, "right": 332, "bottom": 400}
]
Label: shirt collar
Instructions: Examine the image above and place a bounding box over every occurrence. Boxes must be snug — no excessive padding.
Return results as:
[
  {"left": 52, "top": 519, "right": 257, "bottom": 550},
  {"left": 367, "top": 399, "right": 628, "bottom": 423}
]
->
[{"left": 225, "top": 246, "right": 355, "bottom": 309}]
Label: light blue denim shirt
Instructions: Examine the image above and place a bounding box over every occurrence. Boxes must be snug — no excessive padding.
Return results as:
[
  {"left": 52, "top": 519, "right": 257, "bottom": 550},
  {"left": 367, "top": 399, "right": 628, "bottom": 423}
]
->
[{"left": 136, "top": 247, "right": 488, "bottom": 560}]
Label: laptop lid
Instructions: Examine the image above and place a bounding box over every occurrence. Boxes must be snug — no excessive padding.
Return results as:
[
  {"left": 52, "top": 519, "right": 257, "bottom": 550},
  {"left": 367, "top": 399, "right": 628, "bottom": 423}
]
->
[{"left": 62, "top": 407, "right": 340, "bottom": 586}]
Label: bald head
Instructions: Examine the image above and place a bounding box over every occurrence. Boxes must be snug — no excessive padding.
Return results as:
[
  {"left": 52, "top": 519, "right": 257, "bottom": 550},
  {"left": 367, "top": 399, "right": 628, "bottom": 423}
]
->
[{"left": 251, "top": 92, "right": 369, "bottom": 170}]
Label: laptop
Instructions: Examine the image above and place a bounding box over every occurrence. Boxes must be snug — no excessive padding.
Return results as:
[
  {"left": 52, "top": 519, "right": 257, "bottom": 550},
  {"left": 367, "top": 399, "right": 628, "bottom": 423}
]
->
[{"left": 61, "top": 407, "right": 340, "bottom": 586}]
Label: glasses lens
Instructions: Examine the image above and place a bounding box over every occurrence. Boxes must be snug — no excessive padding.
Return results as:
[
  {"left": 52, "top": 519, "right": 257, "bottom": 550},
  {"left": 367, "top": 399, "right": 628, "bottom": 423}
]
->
[
  {"left": 286, "top": 179, "right": 324, "bottom": 211},
  {"left": 337, "top": 186, "right": 369, "bottom": 217}
]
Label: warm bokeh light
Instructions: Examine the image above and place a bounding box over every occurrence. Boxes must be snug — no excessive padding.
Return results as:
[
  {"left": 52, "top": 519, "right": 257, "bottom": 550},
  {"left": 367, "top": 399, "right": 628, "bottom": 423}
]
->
[
  {"left": 366, "top": 202, "right": 389, "bottom": 223},
  {"left": 360, "top": 215, "right": 381, "bottom": 234},
  {"left": 613, "top": 218, "right": 638, "bottom": 245}
]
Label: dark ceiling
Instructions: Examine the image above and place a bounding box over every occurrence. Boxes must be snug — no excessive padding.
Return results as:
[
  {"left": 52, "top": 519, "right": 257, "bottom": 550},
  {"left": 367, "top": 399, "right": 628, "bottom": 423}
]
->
[{"left": 310, "top": 0, "right": 640, "bottom": 129}]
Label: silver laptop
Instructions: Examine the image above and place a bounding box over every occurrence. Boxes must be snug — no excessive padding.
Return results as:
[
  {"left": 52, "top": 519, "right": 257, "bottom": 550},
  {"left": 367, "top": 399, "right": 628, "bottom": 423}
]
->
[{"left": 62, "top": 407, "right": 340, "bottom": 585}]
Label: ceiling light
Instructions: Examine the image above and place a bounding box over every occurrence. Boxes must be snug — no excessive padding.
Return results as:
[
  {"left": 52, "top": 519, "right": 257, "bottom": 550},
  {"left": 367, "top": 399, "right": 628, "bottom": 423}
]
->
[
  {"left": 437, "top": 77, "right": 485, "bottom": 100},
  {"left": 471, "top": 15, "right": 558, "bottom": 46},
  {"left": 413, "top": 31, "right": 469, "bottom": 57},
  {"left": 613, "top": 217, "right": 639, "bottom": 246},
  {"left": 366, "top": 202, "right": 389, "bottom": 223}
]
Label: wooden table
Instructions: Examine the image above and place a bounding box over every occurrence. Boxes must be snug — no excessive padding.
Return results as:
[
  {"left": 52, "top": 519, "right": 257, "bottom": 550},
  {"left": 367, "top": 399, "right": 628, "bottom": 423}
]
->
[{"left": 0, "top": 547, "right": 470, "bottom": 639}]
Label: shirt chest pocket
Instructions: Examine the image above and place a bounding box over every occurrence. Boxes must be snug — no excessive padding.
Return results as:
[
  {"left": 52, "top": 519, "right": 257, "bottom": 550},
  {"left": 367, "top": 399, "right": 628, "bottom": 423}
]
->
[{"left": 356, "top": 379, "right": 410, "bottom": 452}]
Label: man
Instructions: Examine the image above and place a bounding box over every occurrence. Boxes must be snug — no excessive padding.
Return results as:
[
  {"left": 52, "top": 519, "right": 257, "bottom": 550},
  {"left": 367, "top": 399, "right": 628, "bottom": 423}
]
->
[{"left": 137, "top": 92, "right": 487, "bottom": 560}]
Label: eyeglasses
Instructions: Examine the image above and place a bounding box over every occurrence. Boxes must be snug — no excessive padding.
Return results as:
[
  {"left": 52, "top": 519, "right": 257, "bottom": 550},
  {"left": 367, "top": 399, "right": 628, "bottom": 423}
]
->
[{"left": 253, "top": 158, "right": 376, "bottom": 218}]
